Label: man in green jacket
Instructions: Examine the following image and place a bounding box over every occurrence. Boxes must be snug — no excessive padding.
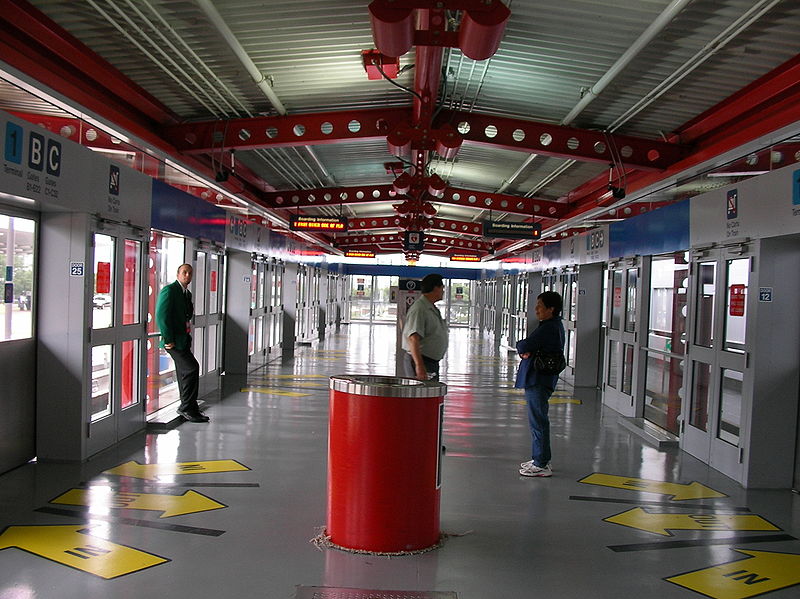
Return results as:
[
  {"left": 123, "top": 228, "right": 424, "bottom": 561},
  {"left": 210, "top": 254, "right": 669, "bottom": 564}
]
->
[{"left": 155, "top": 263, "right": 208, "bottom": 422}]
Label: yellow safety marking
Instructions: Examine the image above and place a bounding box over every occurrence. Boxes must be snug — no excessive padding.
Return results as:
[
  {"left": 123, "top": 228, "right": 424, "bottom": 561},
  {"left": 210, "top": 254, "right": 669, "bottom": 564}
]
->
[
  {"left": 604, "top": 508, "right": 780, "bottom": 537},
  {"left": 579, "top": 473, "right": 727, "bottom": 501},
  {"left": 103, "top": 459, "right": 250, "bottom": 481},
  {"left": 291, "top": 382, "right": 328, "bottom": 388},
  {"left": 0, "top": 525, "right": 168, "bottom": 579},
  {"left": 51, "top": 488, "right": 226, "bottom": 518},
  {"left": 666, "top": 549, "right": 800, "bottom": 599},
  {"left": 240, "top": 387, "right": 311, "bottom": 397}
]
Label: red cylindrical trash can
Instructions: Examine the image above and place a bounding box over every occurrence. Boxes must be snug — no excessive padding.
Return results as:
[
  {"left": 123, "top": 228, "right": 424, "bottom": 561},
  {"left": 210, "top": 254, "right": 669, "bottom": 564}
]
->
[{"left": 327, "top": 375, "right": 446, "bottom": 553}]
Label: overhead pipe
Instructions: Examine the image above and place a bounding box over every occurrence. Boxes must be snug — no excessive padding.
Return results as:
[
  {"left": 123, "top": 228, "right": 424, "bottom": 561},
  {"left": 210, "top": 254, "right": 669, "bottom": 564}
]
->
[
  {"left": 195, "top": 0, "right": 286, "bottom": 115},
  {"left": 495, "top": 0, "right": 694, "bottom": 253},
  {"left": 561, "top": 0, "right": 694, "bottom": 126},
  {"left": 607, "top": 0, "right": 782, "bottom": 132},
  {"left": 194, "top": 0, "right": 336, "bottom": 187}
]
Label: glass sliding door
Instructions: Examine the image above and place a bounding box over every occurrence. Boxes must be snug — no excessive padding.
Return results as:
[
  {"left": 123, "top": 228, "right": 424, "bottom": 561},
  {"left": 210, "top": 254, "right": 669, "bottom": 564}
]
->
[
  {"left": 683, "top": 246, "right": 752, "bottom": 481},
  {"left": 643, "top": 252, "right": 689, "bottom": 435},
  {"left": 87, "top": 222, "right": 146, "bottom": 455},
  {"left": 602, "top": 259, "right": 642, "bottom": 416},
  {"left": 145, "top": 230, "right": 185, "bottom": 416}
]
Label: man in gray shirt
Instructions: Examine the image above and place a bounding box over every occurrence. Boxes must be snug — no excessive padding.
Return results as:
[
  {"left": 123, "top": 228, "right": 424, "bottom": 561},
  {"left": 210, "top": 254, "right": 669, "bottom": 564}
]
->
[{"left": 402, "top": 274, "right": 449, "bottom": 380}]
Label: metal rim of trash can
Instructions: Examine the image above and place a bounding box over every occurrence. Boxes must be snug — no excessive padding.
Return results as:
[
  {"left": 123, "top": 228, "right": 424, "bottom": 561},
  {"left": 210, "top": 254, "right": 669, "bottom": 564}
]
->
[{"left": 329, "top": 375, "right": 446, "bottom": 398}]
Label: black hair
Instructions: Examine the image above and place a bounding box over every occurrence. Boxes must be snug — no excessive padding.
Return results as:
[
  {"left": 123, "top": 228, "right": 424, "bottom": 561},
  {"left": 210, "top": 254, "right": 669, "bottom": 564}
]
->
[
  {"left": 421, "top": 274, "right": 445, "bottom": 293},
  {"left": 537, "top": 291, "right": 563, "bottom": 317}
]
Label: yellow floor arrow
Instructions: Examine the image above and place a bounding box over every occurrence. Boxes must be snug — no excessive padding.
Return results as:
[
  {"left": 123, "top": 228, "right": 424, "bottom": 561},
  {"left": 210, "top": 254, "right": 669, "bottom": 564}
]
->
[
  {"left": 666, "top": 549, "right": 800, "bottom": 599},
  {"left": 240, "top": 387, "right": 311, "bottom": 396},
  {"left": 604, "top": 507, "right": 780, "bottom": 536},
  {"left": 51, "top": 488, "right": 226, "bottom": 518},
  {"left": 0, "top": 525, "right": 168, "bottom": 579},
  {"left": 103, "top": 459, "right": 250, "bottom": 481},
  {"left": 579, "top": 473, "right": 727, "bottom": 500}
]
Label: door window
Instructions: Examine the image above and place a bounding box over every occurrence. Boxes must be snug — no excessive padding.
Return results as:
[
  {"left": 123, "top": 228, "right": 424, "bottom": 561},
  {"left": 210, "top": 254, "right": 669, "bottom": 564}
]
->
[
  {"left": 120, "top": 339, "right": 139, "bottom": 409},
  {"left": 695, "top": 262, "right": 716, "bottom": 348},
  {"left": 718, "top": 369, "right": 743, "bottom": 445},
  {"left": 690, "top": 362, "right": 711, "bottom": 432},
  {"left": 0, "top": 214, "right": 36, "bottom": 341},
  {"left": 607, "top": 340, "right": 619, "bottom": 389},
  {"left": 610, "top": 270, "right": 623, "bottom": 330},
  {"left": 92, "top": 234, "right": 115, "bottom": 329},
  {"left": 723, "top": 258, "right": 749, "bottom": 353},
  {"left": 625, "top": 268, "right": 637, "bottom": 333},
  {"left": 91, "top": 344, "right": 113, "bottom": 422},
  {"left": 122, "top": 239, "right": 142, "bottom": 325}
]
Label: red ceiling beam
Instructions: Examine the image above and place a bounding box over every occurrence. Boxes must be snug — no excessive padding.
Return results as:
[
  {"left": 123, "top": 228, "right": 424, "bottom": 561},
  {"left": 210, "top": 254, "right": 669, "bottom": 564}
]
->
[
  {"left": 260, "top": 183, "right": 567, "bottom": 218},
  {"left": 336, "top": 232, "right": 492, "bottom": 252},
  {"left": 436, "top": 109, "right": 690, "bottom": 171},
  {"left": 442, "top": 186, "right": 567, "bottom": 218},
  {"left": 675, "top": 54, "right": 800, "bottom": 145},
  {"left": 162, "top": 106, "right": 690, "bottom": 173},
  {"left": 163, "top": 108, "right": 410, "bottom": 154},
  {"left": 348, "top": 214, "right": 485, "bottom": 236},
  {"left": 559, "top": 75, "right": 800, "bottom": 223}
]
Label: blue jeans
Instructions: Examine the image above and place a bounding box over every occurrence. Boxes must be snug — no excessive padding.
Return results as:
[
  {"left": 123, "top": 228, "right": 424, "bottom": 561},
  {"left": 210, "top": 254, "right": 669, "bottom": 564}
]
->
[{"left": 525, "top": 385, "right": 554, "bottom": 467}]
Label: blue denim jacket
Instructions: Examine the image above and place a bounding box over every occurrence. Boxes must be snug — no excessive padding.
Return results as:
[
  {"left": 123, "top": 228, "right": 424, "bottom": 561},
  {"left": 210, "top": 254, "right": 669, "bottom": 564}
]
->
[{"left": 514, "top": 317, "right": 565, "bottom": 389}]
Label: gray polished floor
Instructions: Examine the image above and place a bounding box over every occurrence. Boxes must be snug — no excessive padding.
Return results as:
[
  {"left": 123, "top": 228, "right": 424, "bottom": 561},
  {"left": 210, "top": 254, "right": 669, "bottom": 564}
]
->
[{"left": 1, "top": 324, "right": 799, "bottom": 599}]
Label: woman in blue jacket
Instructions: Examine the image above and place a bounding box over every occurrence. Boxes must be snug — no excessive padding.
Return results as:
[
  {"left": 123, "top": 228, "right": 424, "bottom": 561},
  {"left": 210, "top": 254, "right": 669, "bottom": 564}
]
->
[{"left": 514, "top": 291, "right": 566, "bottom": 477}]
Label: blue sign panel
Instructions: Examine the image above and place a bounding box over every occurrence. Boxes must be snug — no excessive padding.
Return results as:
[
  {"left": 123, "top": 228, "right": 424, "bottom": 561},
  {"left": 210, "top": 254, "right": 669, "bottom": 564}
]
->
[
  {"left": 4, "top": 121, "right": 23, "bottom": 164},
  {"left": 610, "top": 200, "right": 689, "bottom": 258},
  {"left": 151, "top": 179, "right": 226, "bottom": 243},
  {"left": 793, "top": 169, "right": 800, "bottom": 206}
]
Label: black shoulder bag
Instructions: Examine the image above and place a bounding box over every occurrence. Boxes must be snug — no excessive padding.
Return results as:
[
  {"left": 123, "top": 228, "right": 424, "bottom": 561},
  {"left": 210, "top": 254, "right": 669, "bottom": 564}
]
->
[{"left": 532, "top": 350, "right": 566, "bottom": 375}]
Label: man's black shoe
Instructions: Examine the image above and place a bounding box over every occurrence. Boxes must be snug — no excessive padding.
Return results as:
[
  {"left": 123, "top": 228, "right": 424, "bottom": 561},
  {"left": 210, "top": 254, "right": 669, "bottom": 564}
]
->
[{"left": 178, "top": 409, "right": 210, "bottom": 422}]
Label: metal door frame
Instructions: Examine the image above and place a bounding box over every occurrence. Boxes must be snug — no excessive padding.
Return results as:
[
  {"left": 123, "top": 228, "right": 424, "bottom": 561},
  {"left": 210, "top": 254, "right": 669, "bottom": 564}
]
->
[
  {"left": 681, "top": 244, "right": 753, "bottom": 481},
  {"left": 87, "top": 220, "right": 146, "bottom": 455},
  {"left": 602, "top": 257, "right": 643, "bottom": 417}
]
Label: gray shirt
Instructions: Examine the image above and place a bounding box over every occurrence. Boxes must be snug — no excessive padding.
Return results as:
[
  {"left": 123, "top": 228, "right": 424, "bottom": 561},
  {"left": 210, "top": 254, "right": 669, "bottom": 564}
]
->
[{"left": 401, "top": 295, "right": 449, "bottom": 360}]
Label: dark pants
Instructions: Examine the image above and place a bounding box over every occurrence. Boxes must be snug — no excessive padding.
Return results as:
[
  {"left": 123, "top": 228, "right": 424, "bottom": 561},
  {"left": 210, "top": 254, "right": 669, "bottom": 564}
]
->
[
  {"left": 403, "top": 352, "right": 440, "bottom": 381},
  {"left": 525, "top": 384, "right": 554, "bottom": 467},
  {"left": 166, "top": 347, "right": 200, "bottom": 414}
]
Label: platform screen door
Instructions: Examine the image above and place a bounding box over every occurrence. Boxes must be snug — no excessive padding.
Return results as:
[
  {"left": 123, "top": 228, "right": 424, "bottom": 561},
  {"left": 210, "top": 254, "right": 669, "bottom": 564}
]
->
[
  {"left": 87, "top": 223, "right": 146, "bottom": 456},
  {"left": 682, "top": 245, "right": 752, "bottom": 481}
]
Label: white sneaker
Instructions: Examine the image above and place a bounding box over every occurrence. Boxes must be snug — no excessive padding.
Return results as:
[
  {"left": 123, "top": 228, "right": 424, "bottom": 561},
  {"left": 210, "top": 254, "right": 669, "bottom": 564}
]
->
[
  {"left": 519, "top": 463, "right": 552, "bottom": 477},
  {"left": 520, "top": 459, "right": 553, "bottom": 471}
]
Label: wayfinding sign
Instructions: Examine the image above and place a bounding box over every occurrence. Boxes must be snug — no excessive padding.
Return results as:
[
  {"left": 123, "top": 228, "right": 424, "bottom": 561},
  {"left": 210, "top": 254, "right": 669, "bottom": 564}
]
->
[{"left": 483, "top": 220, "right": 541, "bottom": 239}]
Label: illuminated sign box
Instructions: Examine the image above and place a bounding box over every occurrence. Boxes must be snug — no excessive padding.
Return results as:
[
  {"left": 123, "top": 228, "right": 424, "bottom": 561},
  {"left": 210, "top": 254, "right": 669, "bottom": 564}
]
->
[
  {"left": 345, "top": 250, "right": 376, "bottom": 258},
  {"left": 404, "top": 230, "right": 424, "bottom": 251},
  {"left": 450, "top": 254, "right": 480, "bottom": 262},
  {"left": 289, "top": 215, "right": 348, "bottom": 231},
  {"left": 483, "top": 220, "right": 541, "bottom": 239}
]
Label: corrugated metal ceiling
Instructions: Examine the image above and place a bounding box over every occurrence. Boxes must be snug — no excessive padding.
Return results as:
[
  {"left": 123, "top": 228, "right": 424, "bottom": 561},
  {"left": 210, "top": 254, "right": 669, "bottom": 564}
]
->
[{"left": 9, "top": 0, "right": 800, "bottom": 255}]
